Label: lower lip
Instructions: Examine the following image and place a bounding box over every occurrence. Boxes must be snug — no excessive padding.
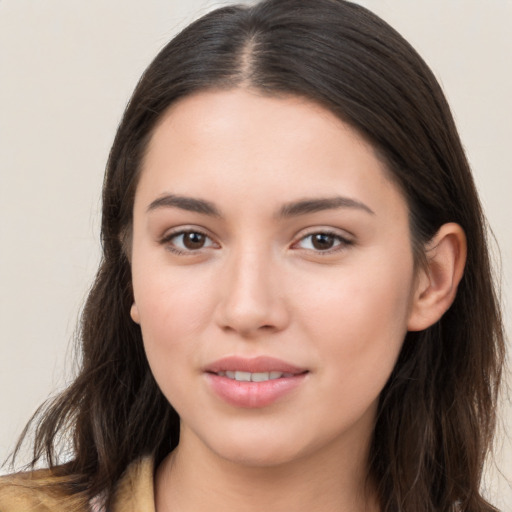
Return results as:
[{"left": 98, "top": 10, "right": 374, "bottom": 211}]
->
[{"left": 205, "top": 373, "right": 307, "bottom": 408}]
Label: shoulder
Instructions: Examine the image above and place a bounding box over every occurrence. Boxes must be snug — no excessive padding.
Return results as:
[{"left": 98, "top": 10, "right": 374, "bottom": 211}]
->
[
  {"left": 0, "top": 468, "right": 88, "bottom": 512},
  {"left": 110, "top": 456, "right": 155, "bottom": 512},
  {"left": 0, "top": 456, "right": 155, "bottom": 512}
]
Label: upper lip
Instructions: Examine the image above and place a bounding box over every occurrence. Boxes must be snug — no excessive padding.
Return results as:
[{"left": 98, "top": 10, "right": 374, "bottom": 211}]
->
[{"left": 204, "top": 356, "right": 307, "bottom": 375}]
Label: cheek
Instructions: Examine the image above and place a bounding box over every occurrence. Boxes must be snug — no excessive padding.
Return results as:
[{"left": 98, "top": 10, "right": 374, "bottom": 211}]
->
[
  {"left": 133, "top": 261, "right": 215, "bottom": 335},
  {"left": 132, "top": 267, "right": 216, "bottom": 396},
  {"left": 297, "top": 259, "right": 413, "bottom": 389}
]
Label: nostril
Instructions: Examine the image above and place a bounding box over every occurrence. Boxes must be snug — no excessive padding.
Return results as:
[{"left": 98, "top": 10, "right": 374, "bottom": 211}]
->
[{"left": 213, "top": 278, "right": 290, "bottom": 336}]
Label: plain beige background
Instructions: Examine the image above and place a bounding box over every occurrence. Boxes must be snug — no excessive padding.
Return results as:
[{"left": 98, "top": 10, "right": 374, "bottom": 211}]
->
[{"left": 1, "top": 0, "right": 510, "bottom": 508}]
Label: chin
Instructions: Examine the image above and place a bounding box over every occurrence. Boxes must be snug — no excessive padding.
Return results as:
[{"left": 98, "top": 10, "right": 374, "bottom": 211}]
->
[
  {"left": 190, "top": 425, "right": 309, "bottom": 468},
  {"left": 217, "top": 442, "right": 305, "bottom": 468}
]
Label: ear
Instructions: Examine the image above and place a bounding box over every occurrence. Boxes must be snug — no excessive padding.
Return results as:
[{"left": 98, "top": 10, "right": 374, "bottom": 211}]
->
[
  {"left": 407, "top": 223, "right": 467, "bottom": 332},
  {"left": 130, "top": 302, "right": 140, "bottom": 324}
]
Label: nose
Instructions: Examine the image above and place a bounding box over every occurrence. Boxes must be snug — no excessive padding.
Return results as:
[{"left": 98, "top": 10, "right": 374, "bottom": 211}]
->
[{"left": 214, "top": 247, "right": 290, "bottom": 338}]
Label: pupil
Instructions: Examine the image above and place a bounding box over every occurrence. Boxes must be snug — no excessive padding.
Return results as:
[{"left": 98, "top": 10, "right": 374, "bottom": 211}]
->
[
  {"left": 312, "top": 233, "right": 334, "bottom": 250},
  {"left": 184, "top": 232, "right": 205, "bottom": 249}
]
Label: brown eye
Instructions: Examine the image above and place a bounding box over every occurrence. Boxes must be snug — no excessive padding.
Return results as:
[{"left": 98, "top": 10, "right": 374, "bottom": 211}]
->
[
  {"left": 182, "top": 232, "right": 206, "bottom": 249},
  {"left": 311, "top": 233, "right": 336, "bottom": 250},
  {"left": 295, "top": 231, "right": 352, "bottom": 253},
  {"left": 165, "top": 230, "right": 215, "bottom": 253}
]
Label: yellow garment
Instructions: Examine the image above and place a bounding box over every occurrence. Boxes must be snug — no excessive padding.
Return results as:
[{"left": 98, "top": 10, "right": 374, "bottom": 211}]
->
[{"left": 0, "top": 456, "right": 155, "bottom": 512}]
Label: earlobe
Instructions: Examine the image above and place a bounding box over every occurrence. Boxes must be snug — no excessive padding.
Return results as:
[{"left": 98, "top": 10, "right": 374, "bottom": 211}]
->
[
  {"left": 130, "top": 303, "right": 140, "bottom": 324},
  {"left": 407, "top": 223, "right": 467, "bottom": 332}
]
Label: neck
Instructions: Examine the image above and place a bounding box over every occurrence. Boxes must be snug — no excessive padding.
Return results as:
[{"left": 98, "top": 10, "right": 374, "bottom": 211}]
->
[{"left": 154, "top": 429, "right": 379, "bottom": 512}]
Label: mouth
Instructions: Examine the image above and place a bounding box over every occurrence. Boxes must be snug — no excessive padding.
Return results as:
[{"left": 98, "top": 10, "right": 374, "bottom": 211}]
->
[
  {"left": 204, "top": 355, "right": 308, "bottom": 380},
  {"left": 212, "top": 370, "right": 298, "bottom": 382},
  {"left": 203, "top": 356, "right": 309, "bottom": 408}
]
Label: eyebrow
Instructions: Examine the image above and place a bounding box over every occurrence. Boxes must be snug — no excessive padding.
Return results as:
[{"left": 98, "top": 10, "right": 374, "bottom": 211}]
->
[
  {"left": 146, "top": 194, "right": 374, "bottom": 218},
  {"left": 147, "top": 194, "right": 221, "bottom": 217},
  {"left": 278, "top": 196, "right": 375, "bottom": 217}
]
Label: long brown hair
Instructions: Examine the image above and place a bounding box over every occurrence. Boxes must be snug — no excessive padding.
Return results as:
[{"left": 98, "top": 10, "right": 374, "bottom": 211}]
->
[{"left": 13, "top": 1, "right": 505, "bottom": 510}]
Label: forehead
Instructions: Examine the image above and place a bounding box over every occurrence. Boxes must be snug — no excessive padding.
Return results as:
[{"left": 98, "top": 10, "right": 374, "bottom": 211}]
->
[
  {"left": 149, "top": 88, "right": 371, "bottom": 159},
  {"left": 136, "top": 88, "right": 406, "bottom": 220}
]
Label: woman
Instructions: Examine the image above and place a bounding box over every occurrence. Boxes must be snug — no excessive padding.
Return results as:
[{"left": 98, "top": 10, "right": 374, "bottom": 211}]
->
[{"left": 0, "top": 0, "right": 505, "bottom": 510}]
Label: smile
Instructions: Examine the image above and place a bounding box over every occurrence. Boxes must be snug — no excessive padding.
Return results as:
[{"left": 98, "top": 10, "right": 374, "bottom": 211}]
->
[
  {"left": 215, "top": 371, "right": 294, "bottom": 382},
  {"left": 204, "top": 356, "right": 309, "bottom": 408}
]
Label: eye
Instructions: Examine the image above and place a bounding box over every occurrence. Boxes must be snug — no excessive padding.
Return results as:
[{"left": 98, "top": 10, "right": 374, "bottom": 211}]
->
[
  {"left": 294, "top": 231, "right": 352, "bottom": 252},
  {"left": 162, "top": 229, "right": 217, "bottom": 254}
]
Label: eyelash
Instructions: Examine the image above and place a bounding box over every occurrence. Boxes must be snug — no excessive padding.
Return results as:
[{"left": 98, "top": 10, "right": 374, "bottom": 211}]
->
[
  {"left": 292, "top": 230, "right": 354, "bottom": 255},
  {"left": 160, "top": 228, "right": 354, "bottom": 256},
  {"left": 160, "top": 229, "right": 217, "bottom": 256}
]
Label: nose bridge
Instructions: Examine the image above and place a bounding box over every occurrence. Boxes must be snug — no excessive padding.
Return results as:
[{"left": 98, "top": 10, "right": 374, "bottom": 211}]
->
[{"left": 215, "top": 241, "right": 288, "bottom": 335}]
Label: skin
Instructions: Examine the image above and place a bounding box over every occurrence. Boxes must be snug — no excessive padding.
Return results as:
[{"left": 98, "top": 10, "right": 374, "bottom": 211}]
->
[{"left": 129, "top": 88, "right": 466, "bottom": 512}]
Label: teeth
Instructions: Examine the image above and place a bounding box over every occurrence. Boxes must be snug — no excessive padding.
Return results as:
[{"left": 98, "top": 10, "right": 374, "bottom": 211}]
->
[
  {"left": 235, "top": 371, "right": 252, "bottom": 382},
  {"left": 219, "top": 371, "right": 287, "bottom": 382},
  {"left": 251, "top": 372, "right": 270, "bottom": 382}
]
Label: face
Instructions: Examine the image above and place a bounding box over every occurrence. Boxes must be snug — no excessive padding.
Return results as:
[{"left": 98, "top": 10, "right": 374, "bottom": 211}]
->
[{"left": 130, "top": 89, "right": 419, "bottom": 468}]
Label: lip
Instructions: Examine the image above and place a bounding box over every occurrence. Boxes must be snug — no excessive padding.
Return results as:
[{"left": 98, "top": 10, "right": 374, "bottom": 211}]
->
[
  {"left": 204, "top": 355, "right": 307, "bottom": 374},
  {"left": 203, "top": 356, "right": 308, "bottom": 408}
]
